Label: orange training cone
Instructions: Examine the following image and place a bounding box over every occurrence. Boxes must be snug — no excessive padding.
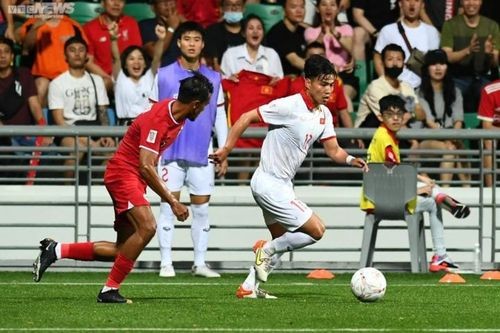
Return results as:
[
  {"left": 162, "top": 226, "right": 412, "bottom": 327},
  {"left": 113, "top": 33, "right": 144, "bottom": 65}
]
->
[
  {"left": 307, "top": 269, "right": 335, "bottom": 279},
  {"left": 439, "top": 273, "right": 466, "bottom": 284},
  {"left": 480, "top": 271, "right": 500, "bottom": 280}
]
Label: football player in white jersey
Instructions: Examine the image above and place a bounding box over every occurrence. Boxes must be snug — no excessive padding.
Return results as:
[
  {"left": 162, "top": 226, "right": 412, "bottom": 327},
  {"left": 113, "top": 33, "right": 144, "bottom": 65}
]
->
[{"left": 210, "top": 55, "right": 368, "bottom": 299}]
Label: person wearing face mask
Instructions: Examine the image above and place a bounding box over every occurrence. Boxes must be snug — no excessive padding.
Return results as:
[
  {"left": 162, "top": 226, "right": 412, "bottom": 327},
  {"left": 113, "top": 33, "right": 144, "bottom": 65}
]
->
[
  {"left": 373, "top": 0, "right": 440, "bottom": 89},
  {"left": 354, "top": 44, "right": 425, "bottom": 145},
  {"left": 204, "top": 0, "right": 246, "bottom": 72}
]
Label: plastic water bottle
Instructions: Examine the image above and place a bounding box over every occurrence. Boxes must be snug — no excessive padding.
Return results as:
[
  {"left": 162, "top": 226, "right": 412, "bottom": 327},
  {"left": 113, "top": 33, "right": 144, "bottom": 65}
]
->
[{"left": 473, "top": 243, "right": 481, "bottom": 273}]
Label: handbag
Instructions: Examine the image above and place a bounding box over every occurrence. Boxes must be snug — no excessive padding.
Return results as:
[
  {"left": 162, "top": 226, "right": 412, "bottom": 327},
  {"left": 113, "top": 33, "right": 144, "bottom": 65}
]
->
[
  {"left": 0, "top": 70, "right": 26, "bottom": 121},
  {"left": 397, "top": 22, "right": 425, "bottom": 76}
]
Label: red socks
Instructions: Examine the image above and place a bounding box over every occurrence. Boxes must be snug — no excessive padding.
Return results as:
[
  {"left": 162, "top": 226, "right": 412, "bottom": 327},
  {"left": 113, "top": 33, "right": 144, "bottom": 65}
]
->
[
  {"left": 61, "top": 243, "right": 95, "bottom": 261},
  {"left": 105, "top": 253, "right": 135, "bottom": 289}
]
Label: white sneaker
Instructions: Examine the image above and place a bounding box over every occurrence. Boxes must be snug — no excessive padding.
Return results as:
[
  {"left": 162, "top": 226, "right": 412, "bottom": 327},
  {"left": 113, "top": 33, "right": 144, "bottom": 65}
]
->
[
  {"left": 253, "top": 241, "right": 272, "bottom": 282},
  {"left": 236, "top": 285, "right": 277, "bottom": 299},
  {"left": 192, "top": 264, "right": 221, "bottom": 278},
  {"left": 159, "top": 264, "right": 176, "bottom": 277}
]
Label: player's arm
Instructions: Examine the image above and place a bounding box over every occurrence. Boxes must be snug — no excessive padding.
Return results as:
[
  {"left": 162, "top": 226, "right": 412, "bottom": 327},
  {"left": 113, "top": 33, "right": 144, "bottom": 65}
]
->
[
  {"left": 138, "top": 149, "right": 188, "bottom": 221},
  {"left": 323, "top": 137, "right": 368, "bottom": 171},
  {"left": 213, "top": 92, "right": 229, "bottom": 177},
  {"left": 209, "top": 109, "right": 260, "bottom": 165}
]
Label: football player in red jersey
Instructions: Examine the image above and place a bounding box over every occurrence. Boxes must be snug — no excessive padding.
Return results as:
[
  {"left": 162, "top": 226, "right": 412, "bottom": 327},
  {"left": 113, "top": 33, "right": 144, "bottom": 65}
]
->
[{"left": 33, "top": 73, "right": 213, "bottom": 304}]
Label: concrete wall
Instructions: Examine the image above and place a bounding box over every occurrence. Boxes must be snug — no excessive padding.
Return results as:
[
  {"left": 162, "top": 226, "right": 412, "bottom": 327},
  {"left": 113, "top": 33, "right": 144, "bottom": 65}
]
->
[{"left": 0, "top": 185, "right": 497, "bottom": 270}]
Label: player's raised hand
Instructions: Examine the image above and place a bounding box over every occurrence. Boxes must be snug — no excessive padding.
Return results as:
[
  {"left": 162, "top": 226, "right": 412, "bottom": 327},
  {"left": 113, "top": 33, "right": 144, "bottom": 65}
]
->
[
  {"left": 171, "top": 201, "right": 189, "bottom": 222},
  {"left": 155, "top": 24, "right": 167, "bottom": 41}
]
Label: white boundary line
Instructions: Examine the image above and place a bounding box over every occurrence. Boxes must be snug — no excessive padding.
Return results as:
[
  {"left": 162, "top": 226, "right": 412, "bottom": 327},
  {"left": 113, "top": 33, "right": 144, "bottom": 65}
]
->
[
  {"left": 0, "top": 328, "right": 499, "bottom": 332},
  {"left": 0, "top": 281, "right": 498, "bottom": 287}
]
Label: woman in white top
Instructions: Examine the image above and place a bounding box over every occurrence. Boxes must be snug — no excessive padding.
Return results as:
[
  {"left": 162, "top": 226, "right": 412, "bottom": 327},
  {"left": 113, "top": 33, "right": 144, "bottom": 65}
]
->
[
  {"left": 110, "top": 23, "right": 166, "bottom": 125},
  {"left": 220, "top": 14, "right": 283, "bottom": 83}
]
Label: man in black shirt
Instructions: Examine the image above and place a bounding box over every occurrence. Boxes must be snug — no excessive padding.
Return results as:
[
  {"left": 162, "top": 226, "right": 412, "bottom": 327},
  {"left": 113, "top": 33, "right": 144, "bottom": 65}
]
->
[{"left": 266, "top": 0, "right": 307, "bottom": 76}]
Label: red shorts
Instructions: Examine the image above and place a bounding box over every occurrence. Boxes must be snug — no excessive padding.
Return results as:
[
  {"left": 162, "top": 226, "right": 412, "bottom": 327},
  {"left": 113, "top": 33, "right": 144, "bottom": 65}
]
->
[{"left": 104, "top": 167, "right": 150, "bottom": 230}]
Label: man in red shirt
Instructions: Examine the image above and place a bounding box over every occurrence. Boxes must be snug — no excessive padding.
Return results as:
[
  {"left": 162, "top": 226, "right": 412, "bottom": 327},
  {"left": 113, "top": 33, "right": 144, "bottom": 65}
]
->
[
  {"left": 477, "top": 79, "right": 500, "bottom": 187},
  {"left": 84, "top": 0, "right": 142, "bottom": 91},
  {"left": 32, "top": 73, "right": 213, "bottom": 304}
]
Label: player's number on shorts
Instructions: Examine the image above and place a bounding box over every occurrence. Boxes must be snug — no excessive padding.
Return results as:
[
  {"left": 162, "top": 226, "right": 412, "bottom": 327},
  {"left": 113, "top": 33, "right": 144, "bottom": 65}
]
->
[{"left": 161, "top": 167, "right": 168, "bottom": 182}]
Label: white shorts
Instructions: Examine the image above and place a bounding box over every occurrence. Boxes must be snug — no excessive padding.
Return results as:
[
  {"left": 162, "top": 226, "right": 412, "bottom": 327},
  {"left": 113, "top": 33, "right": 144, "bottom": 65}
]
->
[
  {"left": 250, "top": 168, "right": 313, "bottom": 231},
  {"left": 158, "top": 160, "right": 214, "bottom": 195}
]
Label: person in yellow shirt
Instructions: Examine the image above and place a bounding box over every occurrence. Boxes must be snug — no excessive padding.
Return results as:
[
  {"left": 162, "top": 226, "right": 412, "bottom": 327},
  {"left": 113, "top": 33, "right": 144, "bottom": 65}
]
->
[{"left": 361, "top": 94, "right": 470, "bottom": 272}]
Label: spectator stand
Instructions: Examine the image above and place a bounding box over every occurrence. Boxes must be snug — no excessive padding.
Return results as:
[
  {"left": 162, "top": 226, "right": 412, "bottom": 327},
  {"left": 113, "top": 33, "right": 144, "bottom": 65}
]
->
[
  {"left": 123, "top": 3, "right": 155, "bottom": 22},
  {"left": 243, "top": 3, "right": 283, "bottom": 33},
  {"left": 70, "top": 2, "right": 103, "bottom": 25}
]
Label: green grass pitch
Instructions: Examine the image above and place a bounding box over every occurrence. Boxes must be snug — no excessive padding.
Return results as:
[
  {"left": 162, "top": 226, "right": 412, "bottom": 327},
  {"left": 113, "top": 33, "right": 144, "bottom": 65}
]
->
[{"left": 0, "top": 271, "right": 499, "bottom": 332}]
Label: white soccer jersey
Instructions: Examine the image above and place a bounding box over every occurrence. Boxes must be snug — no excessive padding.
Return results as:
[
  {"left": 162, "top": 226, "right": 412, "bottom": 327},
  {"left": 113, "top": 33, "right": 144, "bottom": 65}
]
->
[{"left": 256, "top": 92, "right": 336, "bottom": 180}]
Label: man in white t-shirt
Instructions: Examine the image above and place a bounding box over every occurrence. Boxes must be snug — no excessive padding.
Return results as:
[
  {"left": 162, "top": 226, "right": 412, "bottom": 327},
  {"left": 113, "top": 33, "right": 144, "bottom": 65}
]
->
[
  {"left": 48, "top": 36, "right": 114, "bottom": 180},
  {"left": 210, "top": 55, "right": 368, "bottom": 299},
  {"left": 373, "top": 0, "right": 440, "bottom": 88}
]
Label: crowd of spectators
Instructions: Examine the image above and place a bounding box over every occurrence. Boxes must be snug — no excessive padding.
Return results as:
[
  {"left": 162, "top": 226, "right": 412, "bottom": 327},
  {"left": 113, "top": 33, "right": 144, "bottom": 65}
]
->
[{"left": 0, "top": 0, "right": 498, "bottom": 185}]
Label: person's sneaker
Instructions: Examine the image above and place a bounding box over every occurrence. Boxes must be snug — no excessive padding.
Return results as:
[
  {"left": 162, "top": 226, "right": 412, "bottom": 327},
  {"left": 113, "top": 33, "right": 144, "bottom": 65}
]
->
[
  {"left": 451, "top": 203, "right": 470, "bottom": 219},
  {"left": 97, "top": 289, "right": 131, "bottom": 304},
  {"left": 253, "top": 240, "right": 272, "bottom": 282},
  {"left": 236, "top": 285, "right": 277, "bottom": 299},
  {"left": 440, "top": 195, "right": 470, "bottom": 219},
  {"left": 192, "top": 264, "right": 221, "bottom": 278},
  {"left": 159, "top": 264, "right": 176, "bottom": 278},
  {"left": 32, "top": 238, "right": 57, "bottom": 282},
  {"left": 429, "top": 254, "right": 459, "bottom": 273}
]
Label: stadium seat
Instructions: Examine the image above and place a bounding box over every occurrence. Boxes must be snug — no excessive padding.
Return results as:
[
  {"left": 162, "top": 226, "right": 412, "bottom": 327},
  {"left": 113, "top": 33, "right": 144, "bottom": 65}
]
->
[
  {"left": 70, "top": 2, "right": 102, "bottom": 25},
  {"left": 360, "top": 163, "right": 428, "bottom": 273},
  {"left": 243, "top": 4, "right": 284, "bottom": 33},
  {"left": 123, "top": 3, "right": 155, "bottom": 22},
  {"left": 464, "top": 112, "right": 480, "bottom": 129}
]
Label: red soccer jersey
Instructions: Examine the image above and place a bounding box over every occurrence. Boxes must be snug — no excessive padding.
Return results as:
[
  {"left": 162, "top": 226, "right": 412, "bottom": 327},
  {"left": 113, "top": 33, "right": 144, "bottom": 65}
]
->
[
  {"left": 107, "top": 99, "right": 184, "bottom": 178},
  {"left": 222, "top": 70, "right": 290, "bottom": 148},
  {"left": 83, "top": 15, "right": 142, "bottom": 75},
  {"left": 478, "top": 79, "right": 500, "bottom": 127},
  {"left": 176, "top": 0, "right": 220, "bottom": 28},
  {"left": 288, "top": 76, "right": 348, "bottom": 127}
]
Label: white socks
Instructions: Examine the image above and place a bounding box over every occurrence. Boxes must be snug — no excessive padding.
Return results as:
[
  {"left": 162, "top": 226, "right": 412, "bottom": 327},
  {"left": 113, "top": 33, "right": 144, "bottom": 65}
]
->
[
  {"left": 242, "top": 266, "right": 256, "bottom": 290},
  {"left": 157, "top": 202, "right": 175, "bottom": 267},
  {"left": 265, "top": 232, "right": 318, "bottom": 255},
  {"left": 158, "top": 202, "right": 211, "bottom": 267},
  {"left": 55, "top": 243, "right": 62, "bottom": 259},
  {"left": 191, "top": 203, "right": 210, "bottom": 267},
  {"left": 243, "top": 252, "right": 284, "bottom": 291}
]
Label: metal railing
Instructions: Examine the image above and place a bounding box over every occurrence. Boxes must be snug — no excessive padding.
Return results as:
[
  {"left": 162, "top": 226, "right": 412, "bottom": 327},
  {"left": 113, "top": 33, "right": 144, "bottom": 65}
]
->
[{"left": 0, "top": 126, "right": 498, "bottom": 270}]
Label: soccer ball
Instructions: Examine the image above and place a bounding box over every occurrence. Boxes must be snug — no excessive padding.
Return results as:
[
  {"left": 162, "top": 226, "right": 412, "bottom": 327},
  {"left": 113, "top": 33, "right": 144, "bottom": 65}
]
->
[{"left": 350, "top": 267, "right": 387, "bottom": 302}]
